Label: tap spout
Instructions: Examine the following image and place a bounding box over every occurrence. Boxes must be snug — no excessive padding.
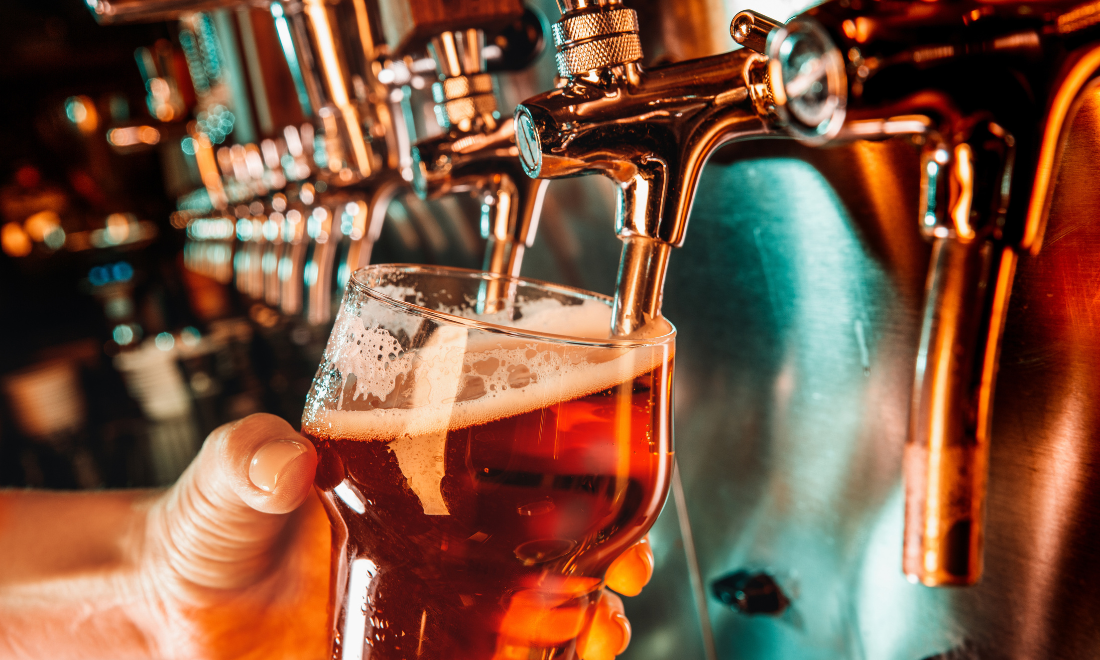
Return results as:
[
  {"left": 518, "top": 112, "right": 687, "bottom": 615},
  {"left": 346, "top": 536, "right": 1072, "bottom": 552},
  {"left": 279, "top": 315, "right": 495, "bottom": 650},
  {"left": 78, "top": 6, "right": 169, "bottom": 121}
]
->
[
  {"left": 412, "top": 120, "right": 548, "bottom": 278},
  {"left": 515, "top": 24, "right": 776, "bottom": 333}
]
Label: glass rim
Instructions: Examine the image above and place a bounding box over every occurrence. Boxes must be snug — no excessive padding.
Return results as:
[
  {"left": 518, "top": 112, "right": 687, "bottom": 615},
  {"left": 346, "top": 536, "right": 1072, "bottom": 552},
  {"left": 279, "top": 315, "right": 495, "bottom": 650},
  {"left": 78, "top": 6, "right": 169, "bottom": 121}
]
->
[{"left": 349, "top": 264, "right": 676, "bottom": 348}]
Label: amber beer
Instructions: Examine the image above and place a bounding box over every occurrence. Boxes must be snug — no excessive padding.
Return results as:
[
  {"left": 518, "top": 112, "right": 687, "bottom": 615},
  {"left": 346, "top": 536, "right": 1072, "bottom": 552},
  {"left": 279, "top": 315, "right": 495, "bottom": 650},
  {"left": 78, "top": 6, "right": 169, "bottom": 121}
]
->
[
  {"left": 302, "top": 265, "right": 674, "bottom": 659},
  {"left": 305, "top": 359, "right": 672, "bottom": 659}
]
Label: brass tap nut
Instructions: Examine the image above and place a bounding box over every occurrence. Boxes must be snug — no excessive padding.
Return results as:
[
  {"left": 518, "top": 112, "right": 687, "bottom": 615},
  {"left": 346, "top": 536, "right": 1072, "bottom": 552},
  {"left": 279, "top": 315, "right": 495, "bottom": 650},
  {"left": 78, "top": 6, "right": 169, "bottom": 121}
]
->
[
  {"left": 552, "top": 6, "right": 643, "bottom": 76},
  {"left": 433, "top": 73, "right": 495, "bottom": 102},
  {"left": 432, "top": 73, "right": 498, "bottom": 130}
]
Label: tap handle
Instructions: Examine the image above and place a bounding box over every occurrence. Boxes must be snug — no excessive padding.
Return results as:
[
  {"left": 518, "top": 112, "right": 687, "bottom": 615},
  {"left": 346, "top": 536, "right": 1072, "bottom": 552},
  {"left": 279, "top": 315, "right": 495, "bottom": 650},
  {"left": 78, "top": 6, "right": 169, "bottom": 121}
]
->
[
  {"left": 730, "top": 10, "right": 782, "bottom": 54},
  {"left": 282, "top": 0, "right": 387, "bottom": 184},
  {"left": 904, "top": 123, "right": 1015, "bottom": 586},
  {"left": 303, "top": 204, "right": 342, "bottom": 326}
]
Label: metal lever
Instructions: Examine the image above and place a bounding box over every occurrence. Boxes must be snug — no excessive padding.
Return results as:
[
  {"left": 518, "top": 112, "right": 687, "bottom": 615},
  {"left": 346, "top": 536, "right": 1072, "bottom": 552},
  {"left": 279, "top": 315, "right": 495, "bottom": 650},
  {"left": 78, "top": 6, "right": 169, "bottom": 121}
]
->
[
  {"left": 905, "top": 122, "right": 1015, "bottom": 586},
  {"left": 730, "top": 10, "right": 782, "bottom": 54},
  {"left": 515, "top": 8, "right": 780, "bottom": 335}
]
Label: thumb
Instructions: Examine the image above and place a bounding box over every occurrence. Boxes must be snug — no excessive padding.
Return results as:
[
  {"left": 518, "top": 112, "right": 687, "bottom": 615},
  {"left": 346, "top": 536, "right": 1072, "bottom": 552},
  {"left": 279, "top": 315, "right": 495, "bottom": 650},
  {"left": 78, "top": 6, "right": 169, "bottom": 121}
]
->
[{"left": 147, "top": 413, "right": 318, "bottom": 594}]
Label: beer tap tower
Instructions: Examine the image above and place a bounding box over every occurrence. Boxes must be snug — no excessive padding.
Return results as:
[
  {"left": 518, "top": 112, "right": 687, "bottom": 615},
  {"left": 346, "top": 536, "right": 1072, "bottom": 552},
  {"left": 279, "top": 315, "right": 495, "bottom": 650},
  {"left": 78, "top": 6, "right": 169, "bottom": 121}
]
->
[
  {"left": 729, "top": 0, "right": 1100, "bottom": 587},
  {"left": 406, "top": 10, "right": 547, "bottom": 281},
  {"left": 368, "top": 0, "right": 550, "bottom": 317},
  {"left": 89, "top": 0, "right": 408, "bottom": 325},
  {"left": 514, "top": 0, "right": 777, "bottom": 336}
]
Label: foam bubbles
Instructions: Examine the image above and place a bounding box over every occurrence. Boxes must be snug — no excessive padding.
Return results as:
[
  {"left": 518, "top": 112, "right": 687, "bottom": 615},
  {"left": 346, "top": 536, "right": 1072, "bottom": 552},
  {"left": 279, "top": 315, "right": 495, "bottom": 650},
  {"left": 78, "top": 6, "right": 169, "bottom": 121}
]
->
[
  {"left": 303, "top": 291, "right": 672, "bottom": 515},
  {"left": 330, "top": 315, "right": 411, "bottom": 406}
]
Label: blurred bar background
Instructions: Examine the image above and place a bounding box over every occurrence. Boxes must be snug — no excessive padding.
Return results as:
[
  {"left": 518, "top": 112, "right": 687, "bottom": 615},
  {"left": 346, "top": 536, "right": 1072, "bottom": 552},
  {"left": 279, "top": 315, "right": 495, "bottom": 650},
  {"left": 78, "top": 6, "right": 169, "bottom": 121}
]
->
[
  {"left": 0, "top": 0, "right": 624, "bottom": 489},
  {"left": 9, "top": 0, "right": 1100, "bottom": 658}
]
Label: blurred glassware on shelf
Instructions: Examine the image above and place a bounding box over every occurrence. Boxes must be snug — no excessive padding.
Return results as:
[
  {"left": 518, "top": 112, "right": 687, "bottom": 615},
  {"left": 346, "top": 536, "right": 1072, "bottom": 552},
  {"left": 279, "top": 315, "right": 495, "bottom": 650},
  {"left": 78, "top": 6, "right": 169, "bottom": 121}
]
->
[{"left": 113, "top": 338, "right": 201, "bottom": 484}]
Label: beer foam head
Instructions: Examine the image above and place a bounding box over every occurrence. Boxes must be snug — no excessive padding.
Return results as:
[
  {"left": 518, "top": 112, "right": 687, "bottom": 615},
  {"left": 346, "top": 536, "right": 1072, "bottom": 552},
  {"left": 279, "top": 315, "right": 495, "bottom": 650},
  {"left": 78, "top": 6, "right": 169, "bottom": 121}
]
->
[{"left": 303, "top": 295, "right": 673, "bottom": 442}]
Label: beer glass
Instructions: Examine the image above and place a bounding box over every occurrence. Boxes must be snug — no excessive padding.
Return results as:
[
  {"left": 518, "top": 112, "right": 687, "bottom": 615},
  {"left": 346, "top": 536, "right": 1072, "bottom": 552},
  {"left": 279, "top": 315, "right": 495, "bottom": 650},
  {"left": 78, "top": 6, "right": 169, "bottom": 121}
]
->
[{"left": 302, "top": 264, "right": 675, "bottom": 659}]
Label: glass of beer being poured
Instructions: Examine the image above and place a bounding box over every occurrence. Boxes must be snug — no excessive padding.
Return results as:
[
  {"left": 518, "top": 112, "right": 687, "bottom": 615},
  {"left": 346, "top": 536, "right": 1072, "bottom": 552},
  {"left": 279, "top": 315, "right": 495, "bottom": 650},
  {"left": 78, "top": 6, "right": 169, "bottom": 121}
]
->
[{"left": 302, "top": 264, "right": 675, "bottom": 660}]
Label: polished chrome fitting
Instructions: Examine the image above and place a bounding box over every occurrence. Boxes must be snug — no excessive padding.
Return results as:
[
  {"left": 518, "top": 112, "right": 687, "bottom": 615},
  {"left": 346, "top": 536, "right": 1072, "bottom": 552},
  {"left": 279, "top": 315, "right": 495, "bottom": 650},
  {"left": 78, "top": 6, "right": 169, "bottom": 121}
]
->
[
  {"left": 432, "top": 73, "right": 498, "bottom": 130},
  {"left": 552, "top": 5, "right": 642, "bottom": 76}
]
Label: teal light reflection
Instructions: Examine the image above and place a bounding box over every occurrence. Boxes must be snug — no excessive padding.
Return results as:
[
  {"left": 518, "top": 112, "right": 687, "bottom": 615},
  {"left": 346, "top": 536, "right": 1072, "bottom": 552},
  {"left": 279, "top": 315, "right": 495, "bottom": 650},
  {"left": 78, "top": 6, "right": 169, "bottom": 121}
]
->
[{"left": 271, "top": 3, "right": 314, "bottom": 117}]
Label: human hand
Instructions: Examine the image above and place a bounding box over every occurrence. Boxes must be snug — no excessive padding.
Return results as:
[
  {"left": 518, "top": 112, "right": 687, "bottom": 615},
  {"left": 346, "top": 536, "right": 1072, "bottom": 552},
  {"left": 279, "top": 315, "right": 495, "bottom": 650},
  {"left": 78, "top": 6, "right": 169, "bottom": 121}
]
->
[
  {"left": 136, "top": 414, "right": 326, "bottom": 659},
  {"left": 492, "top": 536, "right": 655, "bottom": 660},
  {"left": 140, "top": 413, "right": 651, "bottom": 660},
  {"left": 580, "top": 537, "right": 655, "bottom": 660}
]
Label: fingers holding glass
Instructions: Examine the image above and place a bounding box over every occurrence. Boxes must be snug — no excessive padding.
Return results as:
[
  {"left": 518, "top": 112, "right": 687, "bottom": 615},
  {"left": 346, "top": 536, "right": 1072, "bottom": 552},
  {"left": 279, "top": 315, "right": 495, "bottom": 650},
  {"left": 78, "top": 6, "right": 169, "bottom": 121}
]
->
[
  {"left": 605, "top": 535, "right": 654, "bottom": 597},
  {"left": 578, "top": 590, "right": 632, "bottom": 660}
]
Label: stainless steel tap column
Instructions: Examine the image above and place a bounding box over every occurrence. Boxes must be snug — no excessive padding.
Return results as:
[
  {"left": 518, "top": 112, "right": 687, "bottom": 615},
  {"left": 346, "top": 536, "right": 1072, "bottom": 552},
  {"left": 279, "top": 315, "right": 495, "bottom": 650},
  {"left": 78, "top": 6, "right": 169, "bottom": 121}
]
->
[
  {"left": 738, "top": 1, "right": 1100, "bottom": 586},
  {"left": 515, "top": 1, "right": 777, "bottom": 335}
]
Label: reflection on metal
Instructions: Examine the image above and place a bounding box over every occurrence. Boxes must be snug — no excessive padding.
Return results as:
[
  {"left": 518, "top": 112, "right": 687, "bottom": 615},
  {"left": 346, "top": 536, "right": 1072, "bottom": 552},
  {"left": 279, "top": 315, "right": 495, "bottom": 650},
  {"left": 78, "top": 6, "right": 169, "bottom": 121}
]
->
[
  {"left": 744, "top": 0, "right": 1100, "bottom": 586},
  {"left": 650, "top": 143, "right": 930, "bottom": 658},
  {"left": 515, "top": 4, "right": 779, "bottom": 334},
  {"left": 288, "top": 0, "right": 377, "bottom": 183},
  {"left": 85, "top": 0, "right": 240, "bottom": 24},
  {"left": 271, "top": 2, "right": 314, "bottom": 117},
  {"left": 409, "top": 18, "right": 548, "bottom": 312},
  {"left": 1021, "top": 44, "right": 1100, "bottom": 252}
]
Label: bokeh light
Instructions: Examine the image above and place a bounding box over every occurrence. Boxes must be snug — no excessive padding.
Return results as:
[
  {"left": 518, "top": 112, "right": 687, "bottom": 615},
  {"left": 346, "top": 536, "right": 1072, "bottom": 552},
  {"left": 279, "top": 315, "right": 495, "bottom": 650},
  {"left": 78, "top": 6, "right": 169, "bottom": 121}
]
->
[{"left": 154, "top": 332, "right": 175, "bottom": 351}]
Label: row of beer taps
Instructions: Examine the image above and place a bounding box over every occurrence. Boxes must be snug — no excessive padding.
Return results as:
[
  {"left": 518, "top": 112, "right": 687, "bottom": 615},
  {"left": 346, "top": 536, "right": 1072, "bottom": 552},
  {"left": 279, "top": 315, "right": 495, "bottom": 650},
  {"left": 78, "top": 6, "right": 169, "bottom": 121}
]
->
[{"left": 92, "top": 0, "right": 1100, "bottom": 588}]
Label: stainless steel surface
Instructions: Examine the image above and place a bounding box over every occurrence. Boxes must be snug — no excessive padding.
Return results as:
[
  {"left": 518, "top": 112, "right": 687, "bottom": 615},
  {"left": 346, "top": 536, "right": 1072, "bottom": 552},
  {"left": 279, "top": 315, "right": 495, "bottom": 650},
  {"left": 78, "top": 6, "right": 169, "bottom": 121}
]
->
[
  {"left": 752, "top": 0, "right": 1100, "bottom": 587},
  {"left": 282, "top": 0, "right": 382, "bottom": 184},
  {"left": 642, "top": 80, "right": 1100, "bottom": 660},
  {"left": 614, "top": 10, "right": 1100, "bottom": 660},
  {"left": 644, "top": 136, "right": 932, "bottom": 659}
]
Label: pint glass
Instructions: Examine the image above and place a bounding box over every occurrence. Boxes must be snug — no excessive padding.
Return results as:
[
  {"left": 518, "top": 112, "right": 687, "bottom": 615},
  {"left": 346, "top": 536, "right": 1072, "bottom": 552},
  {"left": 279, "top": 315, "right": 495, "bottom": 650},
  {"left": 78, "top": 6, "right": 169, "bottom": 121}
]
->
[{"left": 302, "top": 265, "right": 675, "bottom": 659}]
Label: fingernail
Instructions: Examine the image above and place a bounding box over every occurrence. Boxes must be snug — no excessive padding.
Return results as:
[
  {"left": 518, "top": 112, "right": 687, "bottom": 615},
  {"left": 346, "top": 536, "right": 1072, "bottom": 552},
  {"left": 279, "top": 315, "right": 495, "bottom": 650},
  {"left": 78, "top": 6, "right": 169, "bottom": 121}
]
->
[
  {"left": 611, "top": 611, "right": 631, "bottom": 655},
  {"left": 249, "top": 441, "right": 307, "bottom": 493}
]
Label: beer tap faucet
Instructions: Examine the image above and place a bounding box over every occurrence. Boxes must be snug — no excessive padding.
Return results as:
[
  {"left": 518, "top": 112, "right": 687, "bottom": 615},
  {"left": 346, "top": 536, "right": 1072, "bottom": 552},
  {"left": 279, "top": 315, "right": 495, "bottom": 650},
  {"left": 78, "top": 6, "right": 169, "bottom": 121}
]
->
[
  {"left": 411, "top": 25, "right": 549, "bottom": 282},
  {"left": 513, "top": 0, "right": 778, "bottom": 335},
  {"left": 734, "top": 2, "right": 1100, "bottom": 586}
]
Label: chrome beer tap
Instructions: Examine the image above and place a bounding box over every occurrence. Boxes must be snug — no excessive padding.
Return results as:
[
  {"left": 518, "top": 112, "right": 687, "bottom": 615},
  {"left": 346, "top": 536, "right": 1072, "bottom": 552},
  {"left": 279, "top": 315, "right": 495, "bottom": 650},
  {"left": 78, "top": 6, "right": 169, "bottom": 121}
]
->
[
  {"left": 734, "top": 1, "right": 1100, "bottom": 586},
  {"left": 279, "top": 0, "right": 419, "bottom": 324},
  {"left": 410, "top": 26, "right": 549, "bottom": 282},
  {"left": 513, "top": 0, "right": 778, "bottom": 335}
]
